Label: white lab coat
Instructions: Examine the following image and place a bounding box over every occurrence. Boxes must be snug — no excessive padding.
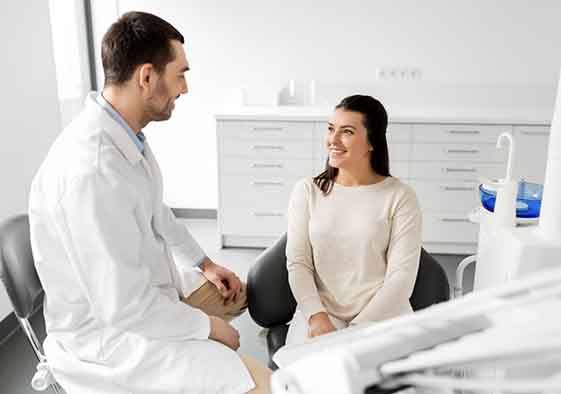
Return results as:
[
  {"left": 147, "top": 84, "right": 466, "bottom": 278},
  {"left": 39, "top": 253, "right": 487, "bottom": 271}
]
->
[{"left": 28, "top": 93, "right": 254, "bottom": 394}]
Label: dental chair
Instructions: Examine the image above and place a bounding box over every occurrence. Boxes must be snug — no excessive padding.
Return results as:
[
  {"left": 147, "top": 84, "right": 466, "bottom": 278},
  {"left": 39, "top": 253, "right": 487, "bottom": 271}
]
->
[
  {"left": 247, "top": 233, "right": 450, "bottom": 370},
  {"left": 0, "top": 214, "right": 63, "bottom": 393}
]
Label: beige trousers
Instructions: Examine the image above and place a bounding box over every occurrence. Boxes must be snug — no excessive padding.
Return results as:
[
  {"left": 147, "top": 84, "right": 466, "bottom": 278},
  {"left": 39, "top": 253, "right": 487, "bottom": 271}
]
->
[{"left": 184, "top": 281, "right": 272, "bottom": 394}]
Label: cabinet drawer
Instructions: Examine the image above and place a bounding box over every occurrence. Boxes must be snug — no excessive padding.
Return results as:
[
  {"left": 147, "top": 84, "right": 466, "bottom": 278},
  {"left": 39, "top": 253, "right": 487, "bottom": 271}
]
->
[
  {"left": 390, "top": 161, "right": 408, "bottom": 179},
  {"left": 221, "top": 209, "right": 287, "bottom": 237},
  {"left": 220, "top": 157, "right": 313, "bottom": 177},
  {"left": 413, "top": 124, "right": 512, "bottom": 143},
  {"left": 410, "top": 162, "right": 504, "bottom": 181},
  {"left": 410, "top": 180, "right": 479, "bottom": 212},
  {"left": 423, "top": 212, "right": 478, "bottom": 243},
  {"left": 219, "top": 175, "right": 298, "bottom": 236},
  {"left": 389, "top": 143, "right": 410, "bottom": 161},
  {"left": 387, "top": 123, "right": 412, "bottom": 143},
  {"left": 220, "top": 175, "right": 297, "bottom": 212},
  {"left": 513, "top": 125, "right": 550, "bottom": 183},
  {"left": 220, "top": 138, "right": 314, "bottom": 159},
  {"left": 411, "top": 143, "right": 506, "bottom": 162},
  {"left": 218, "top": 120, "right": 314, "bottom": 140}
]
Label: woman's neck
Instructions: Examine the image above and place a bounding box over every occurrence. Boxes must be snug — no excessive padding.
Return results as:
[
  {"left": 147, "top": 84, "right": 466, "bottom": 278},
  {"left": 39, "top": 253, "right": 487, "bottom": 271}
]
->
[{"left": 335, "top": 168, "right": 385, "bottom": 186}]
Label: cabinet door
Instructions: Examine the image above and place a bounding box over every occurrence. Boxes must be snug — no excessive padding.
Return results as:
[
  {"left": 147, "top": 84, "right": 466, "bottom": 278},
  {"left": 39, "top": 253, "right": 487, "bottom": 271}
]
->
[
  {"left": 513, "top": 126, "right": 550, "bottom": 183},
  {"left": 413, "top": 124, "right": 512, "bottom": 143},
  {"left": 410, "top": 180, "right": 479, "bottom": 212},
  {"left": 220, "top": 175, "right": 298, "bottom": 237}
]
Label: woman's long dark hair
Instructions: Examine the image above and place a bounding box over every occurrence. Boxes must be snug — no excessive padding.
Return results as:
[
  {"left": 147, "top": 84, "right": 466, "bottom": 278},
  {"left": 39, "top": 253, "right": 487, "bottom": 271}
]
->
[{"left": 313, "top": 95, "right": 391, "bottom": 195}]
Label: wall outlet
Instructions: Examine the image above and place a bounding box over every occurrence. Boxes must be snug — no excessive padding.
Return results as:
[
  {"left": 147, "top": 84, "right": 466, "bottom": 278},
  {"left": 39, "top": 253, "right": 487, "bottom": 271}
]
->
[{"left": 376, "top": 67, "right": 421, "bottom": 81}]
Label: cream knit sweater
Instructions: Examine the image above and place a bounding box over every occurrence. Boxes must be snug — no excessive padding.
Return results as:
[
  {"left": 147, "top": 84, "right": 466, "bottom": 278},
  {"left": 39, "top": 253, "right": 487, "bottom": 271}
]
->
[{"left": 286, "top": 176, "right": 422, "bottom": 325}]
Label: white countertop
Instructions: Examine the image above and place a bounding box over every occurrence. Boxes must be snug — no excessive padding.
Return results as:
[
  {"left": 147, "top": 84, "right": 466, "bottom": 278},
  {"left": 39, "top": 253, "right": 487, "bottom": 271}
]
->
[{"left": 216, "top": 105, "right": 551, "bottom": 125}]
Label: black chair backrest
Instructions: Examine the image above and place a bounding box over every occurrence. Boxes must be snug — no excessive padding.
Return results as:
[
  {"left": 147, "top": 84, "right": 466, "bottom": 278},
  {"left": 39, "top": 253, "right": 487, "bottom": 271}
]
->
[
  {"left": 0, "top": 214, "right": 43, "bottom": 319},
  {"left": 410, "top": 248, "right": 450, "bottom": 310},
  {"left": 247, "top": 233, "right": 450, "bottom": 328},
  {"left": 247, "top": 234, "right": 296, "bottom": 327}
]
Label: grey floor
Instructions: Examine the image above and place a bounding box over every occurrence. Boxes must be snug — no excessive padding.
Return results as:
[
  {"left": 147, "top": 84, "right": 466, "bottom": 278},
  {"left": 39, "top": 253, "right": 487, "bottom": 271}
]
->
[{"left": 0, "top": 218, "right": 475, "bottom": 393}]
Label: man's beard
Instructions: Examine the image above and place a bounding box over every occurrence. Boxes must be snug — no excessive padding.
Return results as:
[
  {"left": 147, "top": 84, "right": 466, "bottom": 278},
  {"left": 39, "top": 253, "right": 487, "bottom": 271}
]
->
[
  {"left": 148, "top": 81, "right": 174, "bottom": 121},
  {"left": 148, "top": 100, "right": 173, "bottom": 121}
]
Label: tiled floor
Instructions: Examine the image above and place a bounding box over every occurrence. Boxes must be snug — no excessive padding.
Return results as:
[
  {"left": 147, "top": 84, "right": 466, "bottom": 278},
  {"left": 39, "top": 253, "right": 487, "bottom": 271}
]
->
[{"left": 0, "top": 218, "right": 473, "bottom": 393}]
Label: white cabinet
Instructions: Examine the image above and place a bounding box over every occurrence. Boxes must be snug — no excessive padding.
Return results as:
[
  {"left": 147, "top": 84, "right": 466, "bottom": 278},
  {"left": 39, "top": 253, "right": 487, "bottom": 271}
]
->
[
  {"left": 513, "top": 125, "right": 551, "bottom": 184},
  {"left": 410, "top": 123, "right": 513, "bottom": 254},
  {"left": 217, "top": 120, "right": 316, "bottom": 247},
  {"left": 217, "top": 113, "right": 549, "bottom": 253}
]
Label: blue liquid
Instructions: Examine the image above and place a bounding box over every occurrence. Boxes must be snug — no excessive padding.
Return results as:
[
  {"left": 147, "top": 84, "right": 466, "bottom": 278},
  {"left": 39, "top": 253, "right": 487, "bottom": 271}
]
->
[{"left": 479, "top": 182, "right": 542, "bottom": 218}]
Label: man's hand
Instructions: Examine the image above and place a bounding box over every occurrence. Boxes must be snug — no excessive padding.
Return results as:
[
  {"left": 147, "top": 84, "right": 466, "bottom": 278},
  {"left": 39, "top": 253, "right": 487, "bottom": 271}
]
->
[
  {"left": 308, "top": 312, "right": 337, "bottom": 338},
  {"left": 208, "top": 316, "right": 240, "bottom": 351},
  {"left": 200, "top": 258, "right": 242, "bottom": 305}
]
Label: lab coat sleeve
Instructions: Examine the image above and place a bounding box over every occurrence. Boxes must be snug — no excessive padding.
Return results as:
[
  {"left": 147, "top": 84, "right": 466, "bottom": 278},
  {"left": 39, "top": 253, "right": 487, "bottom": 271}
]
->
[
  {"left": 55, "top": 172, "right": 210, "bottom": 340},
  {"left": 286, "top": 179, "right": 326, "bottom": 322},
  {"left": 158, "top": 203, "right": 207, "bottom": 267},
  {"left": 351, "top": 186, "right": 422, "bottom": 325}
]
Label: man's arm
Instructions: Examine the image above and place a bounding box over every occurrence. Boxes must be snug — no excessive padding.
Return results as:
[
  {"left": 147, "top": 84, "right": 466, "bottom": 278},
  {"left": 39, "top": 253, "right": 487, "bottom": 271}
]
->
[
  {"left": 158, "top": 204, "right": 242, "bottom": 303},
  {"left": 55, "top": 172, "right": 210, "bottom": 340}
]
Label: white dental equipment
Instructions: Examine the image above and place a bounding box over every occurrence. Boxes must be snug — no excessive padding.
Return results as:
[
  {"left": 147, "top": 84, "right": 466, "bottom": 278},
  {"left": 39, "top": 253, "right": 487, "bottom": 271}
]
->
[{"left": 272, "top": 267, "right": 561, "bottom": 393}]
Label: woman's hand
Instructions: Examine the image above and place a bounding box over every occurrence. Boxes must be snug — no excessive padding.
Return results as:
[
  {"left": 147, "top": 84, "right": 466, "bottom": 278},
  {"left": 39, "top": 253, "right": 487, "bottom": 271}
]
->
[{"left": 308, "top": 312, "right": 337, "bottom": 338}]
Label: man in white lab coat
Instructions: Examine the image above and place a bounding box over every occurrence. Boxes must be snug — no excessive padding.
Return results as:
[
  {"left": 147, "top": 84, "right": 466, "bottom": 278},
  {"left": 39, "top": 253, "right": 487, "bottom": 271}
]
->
[{"left": 28, "top": 11, "right": 270, "bottom": 394}]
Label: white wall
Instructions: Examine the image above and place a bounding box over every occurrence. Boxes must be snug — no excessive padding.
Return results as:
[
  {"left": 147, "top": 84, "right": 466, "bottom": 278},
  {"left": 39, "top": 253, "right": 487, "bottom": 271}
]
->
[
  {"left": 94, "top": 0, "right": 561, "bottom": 209},
  {"left": 0, "top": 2, "right": 61, "bottom": 320}
]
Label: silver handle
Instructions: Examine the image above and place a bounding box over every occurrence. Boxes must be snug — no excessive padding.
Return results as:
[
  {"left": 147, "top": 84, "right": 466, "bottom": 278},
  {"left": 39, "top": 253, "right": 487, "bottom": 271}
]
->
[
  {"left": 251, "top": 163, "right": 284, "bottom": 169},
  {"left": 441, "top": 186, "right": 475, "bottom": 192},
  {"left": 441, "top": 217, "right": 470, "bottom": 223},
  {"left": 444, "top": 148, "right": 480, "bottom": 154},
  {"left": 444, "top": 168, "right": 477, "bottom": 173},
  {"left": 252, "top": 127, "right": 284, "bottom": 132},
  {"left": 447, "top": 129, "right": 480, "bottom": 135},
  {"left": 251, "top": 145, "right": 285, "bottom": 151},
  {"left": 251, "top": 212, "right": 284, "bottom": 217},
  {"left": 250, "top": 181, "right": 284, "bottom": 187},
  {"left": 520, "top": 131, "right": 550, "bottom": 136}
]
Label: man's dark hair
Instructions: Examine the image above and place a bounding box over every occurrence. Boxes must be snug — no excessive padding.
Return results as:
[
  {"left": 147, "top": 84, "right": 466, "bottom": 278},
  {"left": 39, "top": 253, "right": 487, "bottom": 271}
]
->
[{"left": 101, "top": 11, "right": 184, "bottom": 86}]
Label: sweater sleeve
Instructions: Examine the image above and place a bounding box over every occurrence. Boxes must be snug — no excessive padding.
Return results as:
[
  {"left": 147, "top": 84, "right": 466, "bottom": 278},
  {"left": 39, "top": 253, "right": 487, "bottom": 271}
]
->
[
  {"left": 351, "top": 186, "right": 422, "bottom": 325},
  {"left": 286, "top": 179, "right": 326, "bottom": 321}
]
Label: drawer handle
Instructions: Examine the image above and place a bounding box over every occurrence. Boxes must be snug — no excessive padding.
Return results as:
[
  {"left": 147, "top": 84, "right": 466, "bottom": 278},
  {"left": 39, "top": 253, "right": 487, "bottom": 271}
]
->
[
  {"left": 447, "top": 130, "right": 481, "bottom": 135},
  {"left": 441, "top": 186, "right": 475, "bottom": 192},
  {"left": 520, "top": 131, "right": 550, "bottom": 136},
  {"left": 441, "top": 217, "right": 470, "bottom": 223},
  {"left": 251, "top": 163, "right": 284, "bottom": 169},
  {"left": 444, "top": 167, "right": 477, "bottom": 173},
  {"left": 250, "top": 181, "right": 285, "bottom": 187},
  {"left": 251, "top": 212, "right": 284, "bottom": 217},
  {"left": 252, "top": 127, "right": 284, "bottom": 132},
  {"left": 444, "top": 148, "right": 480, "bottom": 154},
  {"left": 251, "top": 144, "right": 285, "bottom": 151}
]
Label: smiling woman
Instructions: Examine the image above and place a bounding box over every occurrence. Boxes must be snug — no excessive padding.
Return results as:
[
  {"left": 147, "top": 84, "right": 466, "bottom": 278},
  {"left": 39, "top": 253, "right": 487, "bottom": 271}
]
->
[{"left": 284, "top": 95, "right": 423, "bottom": 346}]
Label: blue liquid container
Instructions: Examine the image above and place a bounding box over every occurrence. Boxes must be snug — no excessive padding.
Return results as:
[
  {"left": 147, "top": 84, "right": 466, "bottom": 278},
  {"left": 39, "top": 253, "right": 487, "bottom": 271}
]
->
[{"left": 479, "top": 181, "right": 543, "bottom": 218}]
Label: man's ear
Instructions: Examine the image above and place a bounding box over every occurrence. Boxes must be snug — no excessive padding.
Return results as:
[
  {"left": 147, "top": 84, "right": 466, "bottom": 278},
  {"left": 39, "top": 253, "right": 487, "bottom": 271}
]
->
[{"left": 138, "top": 63, "right": 155, "bottom": 91}]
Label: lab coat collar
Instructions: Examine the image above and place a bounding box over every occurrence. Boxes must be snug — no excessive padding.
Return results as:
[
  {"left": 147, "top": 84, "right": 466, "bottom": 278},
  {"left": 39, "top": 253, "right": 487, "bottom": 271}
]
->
[{"left": 84, "top": 92, "right": 143, "bottom": 165}]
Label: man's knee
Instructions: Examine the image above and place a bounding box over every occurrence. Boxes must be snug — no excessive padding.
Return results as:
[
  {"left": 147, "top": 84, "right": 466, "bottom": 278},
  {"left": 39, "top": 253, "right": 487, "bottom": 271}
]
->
[{"left": 183, "top": 281, "right": 248, "bottom": 321}]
